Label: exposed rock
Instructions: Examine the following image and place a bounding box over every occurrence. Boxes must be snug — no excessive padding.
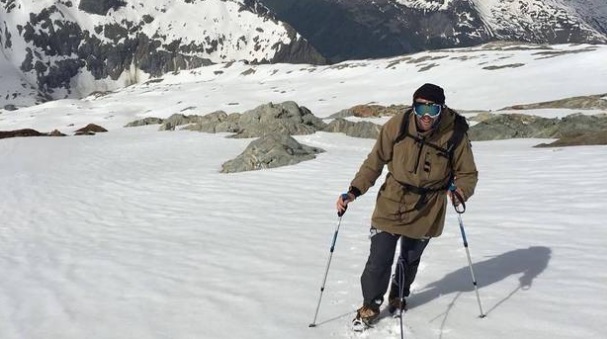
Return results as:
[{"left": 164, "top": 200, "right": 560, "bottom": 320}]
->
[
  {"left": 48, "top": 129, "right": 67, "bottom": 137},
  {"left": 501, "top": 93, "right": 607, "bottom": 110},
  {"left": 557, "top": 113, "right": 607, "bottom": 137},
  {"left": 3, "top": 104, "right": 17, "bottom": 111},
  {"left": 221, "top": 133, "right": 324, "bottom": 173},
  {"left": 159, "top": 114, "right": 196, "bottom": 131},
  {"left": 0, "top": 128, "right": 66, "bottom": 139},
  {"left": 0, "top": 128, "right": 46, "bottom": 139},
  {"left": 229, "top": 101, "right": 327, "bottom": 138},
  {"left": 128, "top": 102, "right": 326, "bottom": 137},
  {"left": 182, "top": 111, "right": 241, "bottom": 133},
  {"left": 324, "top": 118, "right": 381, "bottom": 139},
  {"left": 469, "top": 113, "right": 558, "bottom": 140},
  {"left": 78, "top": 0, "right": 127, "bottom": 16},
  {"left": 534, "top": 130, "right": 607, "bottom": 147},
  {"left": 467, "top": 111, "right": 495, "bottom": 122},
  {"left": 268, "top": 22, "right": 327, "bottom": 65},
  {"left": 124, "top": 117, "right": 164, "bottom": 127},
  {"left": 328, "top": 104, "right": 408, "bottom": 119},
  {"left": 468, "top": 113, "right": 607, "bottom": 141},
  {"left": 74, "top": 123, "right": 108, "bottom": 135}
]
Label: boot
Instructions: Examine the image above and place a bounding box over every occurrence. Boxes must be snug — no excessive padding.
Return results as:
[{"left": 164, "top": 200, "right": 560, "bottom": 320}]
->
[
  {"left": 351, "top": 304, "right": 380, "bottom": 332},
  {"left": 388, "top": 284, "right": 407, "bottom": 314},
  {"left": 388, "top": 296, "right": 407, "bottom": 314}
]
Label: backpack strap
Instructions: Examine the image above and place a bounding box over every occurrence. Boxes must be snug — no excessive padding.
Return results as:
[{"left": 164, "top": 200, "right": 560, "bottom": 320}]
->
[
  {"left": 393, "top": 109, "right": 468, "bottom": 165},
  {"left": 389, "top": 110, "right": 469, "bottom": 210},
  {"left": 444, "top": 112, "right": 469, "bottom": 186},
  {"left": 445, "top": 113, "right": 469, "bottom": 164},
  {"left": 393, "top": 109, "right": 413, "bottom": 145}
]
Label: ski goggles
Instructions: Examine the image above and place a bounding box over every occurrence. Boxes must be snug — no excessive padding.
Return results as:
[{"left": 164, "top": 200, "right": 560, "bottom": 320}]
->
[{"left": 413, "top": 102, "right": 442, "bottom": 118}]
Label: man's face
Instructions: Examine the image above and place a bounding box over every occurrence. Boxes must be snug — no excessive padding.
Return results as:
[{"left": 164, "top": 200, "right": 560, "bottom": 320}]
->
[{"left": 413, "top": 98, "right": 442, "bottom": 132}]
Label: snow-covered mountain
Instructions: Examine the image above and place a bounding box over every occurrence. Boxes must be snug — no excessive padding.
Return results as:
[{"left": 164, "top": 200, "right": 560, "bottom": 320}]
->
[
  {"left": 0, "top": 0, "right": 325, "bottom": 107},
  {"left": 262, "top": 0, "right": 607, "bottom": 62},
  {"left": 2, "top": 0, "right": 606, "bottom": 110}
]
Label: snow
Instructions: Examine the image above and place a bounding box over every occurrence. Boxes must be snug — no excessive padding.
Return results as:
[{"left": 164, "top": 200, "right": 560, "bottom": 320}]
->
[
  {"left": 393, "top": 0, "right": 454, "bottom": 11},
  {"left": 470, "top": 0, "right": 606, "bottom": 40},
  {"left": 3, "top": 43, "right": 607, "bottom": 132},
  {"left": 1, "top": 43, "right": 607, "bottom": 339}
]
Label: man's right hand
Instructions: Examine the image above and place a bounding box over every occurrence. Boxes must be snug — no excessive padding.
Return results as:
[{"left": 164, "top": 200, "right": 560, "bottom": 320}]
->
[
  {"left": 447, "top": 187, "right": 464, "bottom": 206},
  {"left": 336, "top": 193, "right": 355, "bottom": 216}
]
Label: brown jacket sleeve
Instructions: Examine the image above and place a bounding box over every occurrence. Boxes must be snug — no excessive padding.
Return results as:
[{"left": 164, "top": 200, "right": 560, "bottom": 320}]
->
[{"left": 349, "top": 114, "right": 402, "bottom": 196}]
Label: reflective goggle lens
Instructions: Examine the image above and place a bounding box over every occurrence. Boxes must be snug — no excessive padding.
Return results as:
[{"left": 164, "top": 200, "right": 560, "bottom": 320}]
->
[{"left": 413, "top": 102, "right": 442, "bottom": 117}]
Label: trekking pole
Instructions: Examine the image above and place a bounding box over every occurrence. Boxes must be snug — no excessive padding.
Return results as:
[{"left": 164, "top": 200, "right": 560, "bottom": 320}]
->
[
  {"left": 449, "top": 185, "right": 486, "bottom": 318},
  {"left": 396, "top": 258, "right": 407, "bottom": 339},
  {"left": 309, "top": 193, "right": 349, "bottom": 328}
]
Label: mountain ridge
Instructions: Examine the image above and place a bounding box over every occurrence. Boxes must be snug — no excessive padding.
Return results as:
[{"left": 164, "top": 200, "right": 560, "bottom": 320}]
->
[{"left": 261, "top": 0, "right": 607, "bottom": 62}]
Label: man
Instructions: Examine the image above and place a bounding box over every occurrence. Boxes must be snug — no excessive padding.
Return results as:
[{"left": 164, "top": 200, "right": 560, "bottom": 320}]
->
[{"left": 336, "top": 83, "right": 478, "bottom": 330}]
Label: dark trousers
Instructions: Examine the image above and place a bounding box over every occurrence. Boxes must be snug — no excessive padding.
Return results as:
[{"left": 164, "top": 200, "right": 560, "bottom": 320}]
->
[{"left": 361, "top": 229, "right": 430, "bottom": 307}]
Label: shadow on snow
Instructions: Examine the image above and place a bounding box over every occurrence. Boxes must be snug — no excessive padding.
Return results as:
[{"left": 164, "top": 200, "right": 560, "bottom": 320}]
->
[{"left": 409, "top": 246, "right": 552, "bottom": 315}]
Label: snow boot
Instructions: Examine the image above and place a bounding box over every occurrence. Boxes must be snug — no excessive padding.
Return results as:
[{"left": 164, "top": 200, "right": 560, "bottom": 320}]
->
[
  {"left": 388, "top": 297, "right": 407, "bottom": 315},
  {"left": 351, "top": 304, "right": 380, "bottom": 332}
]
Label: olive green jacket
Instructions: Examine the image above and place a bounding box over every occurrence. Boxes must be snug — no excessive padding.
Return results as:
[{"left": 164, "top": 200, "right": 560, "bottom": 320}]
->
[{"left": 350, "top": 108, "right": 478, "bottom": 238}]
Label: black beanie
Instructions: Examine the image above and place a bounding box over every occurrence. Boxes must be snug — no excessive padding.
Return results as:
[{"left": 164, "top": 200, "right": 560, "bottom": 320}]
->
[{"left": 413, "top": 83, "right": 445, "bottom": 105}]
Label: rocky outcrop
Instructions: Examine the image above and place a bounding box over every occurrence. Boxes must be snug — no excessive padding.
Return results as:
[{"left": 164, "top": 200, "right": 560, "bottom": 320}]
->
[
  {"left": 181, "top": 111, "right": 241, "bottom": 134},
  {"left": 535, "top": 130, "right": 607, "bottom": 147},
  {"left": 328, "top": 104, "right": 408, "bottom": 119},
  {"left": 468, "top": 113, "right": 607, "bottom": 141},
  {"left": 74, "top": 123, "right": 108, "bottom": 136},
  {"left": 501, "top": 93, "right": 607, "bottom": 111},
  {"left": 177, "top": 101, "right": 327, "bottom": 138},
  {"left": 124, "top": 117, "right": 164, "bottom": 128},
  {"left": 469, "top": 113, "right": 557, "bottom": 140},
  {"left": 221, "top": 133, "right": 324, "bottom": 173},
  {"left": 229, "top": 101, "right": 326, "bottom": 138},
  {"left": 324, "top": 119, "right": 381, "bottom": 139},
  {"left": 0, "top": 128, "right": 66, "bottom": 139},
  {"left": 79, "top": 0, "right": 127, "bottom": 16}
]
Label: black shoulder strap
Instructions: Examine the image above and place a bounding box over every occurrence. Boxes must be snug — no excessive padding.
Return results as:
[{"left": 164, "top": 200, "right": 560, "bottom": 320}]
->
[
  {"left": 394, "top": 109, "right": 414, "bottom": 145},
  {"left": 394, "top": 110, "right": 468, "bottom": 155},
  {"left": 446, "top": 112, "right": 469, "bottom": 160}
]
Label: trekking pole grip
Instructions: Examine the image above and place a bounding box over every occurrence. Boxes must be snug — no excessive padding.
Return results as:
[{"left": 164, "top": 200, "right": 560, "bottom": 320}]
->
[
  {"left": 448, "top": 184, "right": 466, "bottom": 214},
  {"left": 337, "top": 193, "right": 349, "bottom": 217}
]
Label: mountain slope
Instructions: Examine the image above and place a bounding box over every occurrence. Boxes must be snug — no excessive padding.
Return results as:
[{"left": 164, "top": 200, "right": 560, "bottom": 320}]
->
[
  {"left": 0, "top": 0, "right": 325, "bottom": 106},
  {"left": 262, "top": 0, "right": 607, "bottom": 62}
]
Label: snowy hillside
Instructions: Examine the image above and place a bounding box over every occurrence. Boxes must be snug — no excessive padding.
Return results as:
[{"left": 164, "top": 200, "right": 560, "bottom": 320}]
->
[
  {"left": 472, "top": 0, "right": 607, "bottom": 42},
  {"left": 2, "top": 42, "right": 606, "bottom": 133}
]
